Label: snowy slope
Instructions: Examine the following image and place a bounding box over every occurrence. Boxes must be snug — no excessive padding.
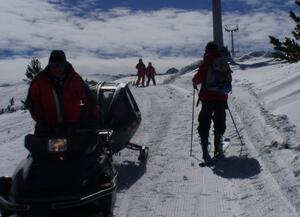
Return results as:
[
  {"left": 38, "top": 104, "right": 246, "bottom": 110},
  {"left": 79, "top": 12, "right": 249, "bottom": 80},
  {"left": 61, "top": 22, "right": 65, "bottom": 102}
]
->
[
  {"left": 0, "top": 56, "right": 300, "bottom": 217},
  {"left": 111, "top": 58, "right": 300, "bottom": 217}
]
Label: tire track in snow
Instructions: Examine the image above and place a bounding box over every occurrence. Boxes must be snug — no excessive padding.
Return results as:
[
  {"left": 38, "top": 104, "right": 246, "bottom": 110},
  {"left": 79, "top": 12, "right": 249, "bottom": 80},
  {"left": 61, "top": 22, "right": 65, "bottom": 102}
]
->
[{"left": 114, "top": 84, "right": 178, "bottom": 217}]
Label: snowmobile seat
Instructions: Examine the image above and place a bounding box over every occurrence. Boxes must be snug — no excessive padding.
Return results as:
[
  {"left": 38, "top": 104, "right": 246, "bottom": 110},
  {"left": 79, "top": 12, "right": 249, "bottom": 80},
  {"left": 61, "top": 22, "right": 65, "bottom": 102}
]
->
[{"left": 90, "top": 82, "right": 141, "bottom": 154}]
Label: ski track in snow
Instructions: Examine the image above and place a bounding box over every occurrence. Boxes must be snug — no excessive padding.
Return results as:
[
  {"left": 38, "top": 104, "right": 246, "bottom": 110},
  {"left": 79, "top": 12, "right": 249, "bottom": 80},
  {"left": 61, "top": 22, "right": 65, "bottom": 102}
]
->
[
  {"left": 0, "top": 60, "right": 299, "bottom": 217},
  {"left": 113, "top": 72, "right": 299, "bottom": 217},
  {"left": 230, "top": 79, "right": 300, "bottom": 216}
]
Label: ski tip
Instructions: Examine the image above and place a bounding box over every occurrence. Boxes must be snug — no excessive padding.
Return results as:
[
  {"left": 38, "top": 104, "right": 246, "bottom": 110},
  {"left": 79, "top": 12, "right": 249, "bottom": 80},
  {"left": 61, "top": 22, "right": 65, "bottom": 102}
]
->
[{"left": 199, "top": 161, "right": 215, "bottom": 167}]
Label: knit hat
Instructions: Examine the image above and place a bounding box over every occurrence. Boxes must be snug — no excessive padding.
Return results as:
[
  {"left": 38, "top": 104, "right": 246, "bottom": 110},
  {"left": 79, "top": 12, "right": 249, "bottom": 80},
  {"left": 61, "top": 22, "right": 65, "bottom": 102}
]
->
[
  {"left": 205, "top": 42, "right": 219, "bottom": 52},
  {"left": 48, "top": 50, "right": 67, "bottom": 64}
]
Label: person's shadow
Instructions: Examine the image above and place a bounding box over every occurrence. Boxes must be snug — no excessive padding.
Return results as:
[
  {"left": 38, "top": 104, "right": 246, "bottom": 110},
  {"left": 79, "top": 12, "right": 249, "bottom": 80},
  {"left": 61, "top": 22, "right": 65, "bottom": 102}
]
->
[
  {"left": 115, "top": 160, "right": 147, "bottom": 191},
  {"left": 212, "top": 155, "right": 261, "bottom": 179}
]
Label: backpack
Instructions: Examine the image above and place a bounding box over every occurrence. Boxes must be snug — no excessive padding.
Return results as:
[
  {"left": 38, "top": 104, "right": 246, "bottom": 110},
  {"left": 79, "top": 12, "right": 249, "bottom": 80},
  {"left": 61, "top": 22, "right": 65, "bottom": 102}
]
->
[{"left": 204, "top": 56, "right": 232, "bottom": 94}]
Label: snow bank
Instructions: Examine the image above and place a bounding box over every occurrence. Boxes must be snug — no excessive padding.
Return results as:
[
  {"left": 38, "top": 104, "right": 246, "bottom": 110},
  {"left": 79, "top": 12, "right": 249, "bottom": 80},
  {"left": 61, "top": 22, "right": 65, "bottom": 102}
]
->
[{"left": 233, "top": 59, "right": 300, "bottom": 129}]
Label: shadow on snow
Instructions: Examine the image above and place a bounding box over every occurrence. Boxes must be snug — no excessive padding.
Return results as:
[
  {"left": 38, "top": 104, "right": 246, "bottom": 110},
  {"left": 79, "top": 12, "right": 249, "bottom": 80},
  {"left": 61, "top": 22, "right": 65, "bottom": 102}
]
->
[
  {"left": 213, "top": 155, "right": 261, "bottom": 179},
  {"left": 115, "top": 160, "right": 146, "bottom": 191}
]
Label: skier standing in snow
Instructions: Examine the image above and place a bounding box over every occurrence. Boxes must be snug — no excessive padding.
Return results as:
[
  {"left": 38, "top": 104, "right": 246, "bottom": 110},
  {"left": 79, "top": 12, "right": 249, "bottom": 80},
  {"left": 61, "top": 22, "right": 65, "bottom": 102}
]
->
[
  {"left": 145, "top": 62, "right": 156, "bottom": 86},
  {"left": 192, "top": 42, "right": 232, "bottom": 163},
  {"left": 135, "top": 58, "right": 146, "bottom": 87},
  {"left": 25, "top": 50, "right": 96, "bottom": 134}
]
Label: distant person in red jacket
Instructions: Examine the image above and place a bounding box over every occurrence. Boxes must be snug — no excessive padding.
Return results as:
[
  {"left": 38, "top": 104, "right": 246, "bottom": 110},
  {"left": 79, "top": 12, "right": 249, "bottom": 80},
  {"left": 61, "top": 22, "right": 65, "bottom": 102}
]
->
[
  {"left": 192, "top": 42, "right": 232, "bottom": 163},
  {"left": 135, "top": 58, "right": 146, "bottom": 87},
  {"left": 145, "top": 62, "right": 156, "bottom": 86},
  {"left": 26, "top": 50, "right": 96, "bottom": 134}
]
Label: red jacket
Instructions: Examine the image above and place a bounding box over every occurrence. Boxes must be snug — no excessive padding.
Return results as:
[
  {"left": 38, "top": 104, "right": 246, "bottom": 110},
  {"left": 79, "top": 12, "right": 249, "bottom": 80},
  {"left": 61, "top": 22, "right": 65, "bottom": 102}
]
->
[
  {"left": 192, "top": 49, "right": 228, "bottom": 101},
  {"left": 26, "top": 63, "right": 92, "bottom": 126},
  {"left": 136, "top": 62, "right": 146, "bottom": 76},
  {"left": 146, "top": 66, "right": 156, "bottom": 76}
]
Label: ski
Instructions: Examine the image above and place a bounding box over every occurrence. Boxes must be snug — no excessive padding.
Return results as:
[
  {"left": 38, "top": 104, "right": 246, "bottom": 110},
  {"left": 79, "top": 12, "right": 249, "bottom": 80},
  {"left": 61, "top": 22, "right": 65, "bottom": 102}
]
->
[
  {"left": 199, "top": 160, "right": 215, "bottom": 167},
  {"left": 199, "top": 138, "right": 229, "bottom": 167},
  {"left": 199, "top": 155, "right": 223, "bottom": 167}
]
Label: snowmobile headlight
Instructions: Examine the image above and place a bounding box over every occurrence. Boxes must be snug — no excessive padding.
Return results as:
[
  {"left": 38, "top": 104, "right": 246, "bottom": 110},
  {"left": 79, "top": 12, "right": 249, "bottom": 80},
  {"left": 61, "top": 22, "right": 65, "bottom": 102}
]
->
[
  {"left": 101, "top": 181, "right": 113, "bottom": 188},
  {"left": 48, "top": 138, "right": 67, "bottom": 153}
]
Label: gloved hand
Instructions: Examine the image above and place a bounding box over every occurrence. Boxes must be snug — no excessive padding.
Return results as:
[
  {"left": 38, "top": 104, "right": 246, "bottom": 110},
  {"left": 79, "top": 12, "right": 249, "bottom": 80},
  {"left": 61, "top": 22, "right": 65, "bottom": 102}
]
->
[{"left": 193, "top": 83, "right": 198, "bottom": 91}]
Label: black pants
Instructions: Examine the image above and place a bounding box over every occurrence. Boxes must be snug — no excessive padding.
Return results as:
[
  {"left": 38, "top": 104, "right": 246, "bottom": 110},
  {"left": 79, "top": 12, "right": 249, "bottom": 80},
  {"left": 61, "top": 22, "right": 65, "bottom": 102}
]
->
[
  {"left": 146, "top": 75, "right": 156, "bottom": 86},
  {"left": 197, "top": 101, "right": 227, "bottom": 138}
]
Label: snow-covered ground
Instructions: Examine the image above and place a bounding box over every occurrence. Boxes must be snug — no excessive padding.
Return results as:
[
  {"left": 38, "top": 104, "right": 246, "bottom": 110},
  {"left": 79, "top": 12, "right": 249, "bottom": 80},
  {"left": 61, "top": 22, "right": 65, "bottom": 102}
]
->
[{"left": 0, "top": 54, "right": 300, "bottom": 217}]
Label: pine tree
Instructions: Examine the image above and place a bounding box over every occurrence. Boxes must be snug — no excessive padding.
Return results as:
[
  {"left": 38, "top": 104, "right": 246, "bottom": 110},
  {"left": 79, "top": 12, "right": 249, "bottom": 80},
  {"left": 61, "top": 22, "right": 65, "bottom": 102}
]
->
[
  {"left": 25, "top": 58, "right": 42, "bottom": 84},
  {"left": 269, "top": 1, "right": 300, "bottom": 62}
]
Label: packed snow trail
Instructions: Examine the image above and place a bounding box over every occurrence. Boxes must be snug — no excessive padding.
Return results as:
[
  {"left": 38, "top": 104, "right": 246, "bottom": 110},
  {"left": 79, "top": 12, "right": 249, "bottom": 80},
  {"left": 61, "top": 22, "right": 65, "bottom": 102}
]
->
[
  {"left": 0, "top": 62, "right": 299, "bottom": 217},
  {"left": 113, "top": 73, "right": 298, "bottom": 217}
]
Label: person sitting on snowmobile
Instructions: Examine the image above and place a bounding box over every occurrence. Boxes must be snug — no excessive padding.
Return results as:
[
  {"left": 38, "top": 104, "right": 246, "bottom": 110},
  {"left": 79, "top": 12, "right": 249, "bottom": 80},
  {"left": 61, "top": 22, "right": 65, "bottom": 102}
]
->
[
  {"left": 25, "top": 50, "right": 98, "bottom": 134},
  {"left": 192, "top": 42, "right": 232, "bottom": 163}
]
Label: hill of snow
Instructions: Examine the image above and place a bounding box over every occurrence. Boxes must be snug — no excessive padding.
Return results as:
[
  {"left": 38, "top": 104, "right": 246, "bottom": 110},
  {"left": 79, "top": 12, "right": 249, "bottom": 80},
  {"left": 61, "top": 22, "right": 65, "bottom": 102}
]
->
[{"left": 0, "top": 55, "right": 300, "bottom": 216}]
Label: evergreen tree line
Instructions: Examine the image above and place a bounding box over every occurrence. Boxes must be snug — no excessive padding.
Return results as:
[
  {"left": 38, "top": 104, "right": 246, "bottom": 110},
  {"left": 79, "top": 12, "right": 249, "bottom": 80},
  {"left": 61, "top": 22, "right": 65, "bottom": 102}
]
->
[
  {"left": 24, "top": 58, "right": 42, "bottom": 84},
  {"left": 0, "top": 59, "right": 42, "bottom": 115},
  {"left": 269, "top": 0, "right": 300, "bottom": 62}
]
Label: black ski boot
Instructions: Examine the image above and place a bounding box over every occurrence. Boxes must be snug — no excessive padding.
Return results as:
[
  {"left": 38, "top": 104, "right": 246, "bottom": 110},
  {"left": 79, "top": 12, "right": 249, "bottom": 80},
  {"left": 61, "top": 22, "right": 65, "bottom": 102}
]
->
[
  {"left": 201, "top": 137, "right": 212, "bottom": 163},
  {"left": 214, "top": 134, "right": 224, "bottom": 159}
]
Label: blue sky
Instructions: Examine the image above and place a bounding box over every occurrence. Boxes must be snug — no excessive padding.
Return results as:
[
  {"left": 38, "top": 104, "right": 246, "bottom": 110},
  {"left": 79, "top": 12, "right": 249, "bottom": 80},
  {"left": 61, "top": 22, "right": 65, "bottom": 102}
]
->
[
  {"left": 48, "top": 0, "right": 294, "bottom": 13},
  {"left": 49, "top": 0, "right": 211, "bottom": 12},
  {"left": 1, "top": 0, "right": 296, "bottom": 59},
  {"left": 0, "top": 0, "right": 297, "bottom": 79}
]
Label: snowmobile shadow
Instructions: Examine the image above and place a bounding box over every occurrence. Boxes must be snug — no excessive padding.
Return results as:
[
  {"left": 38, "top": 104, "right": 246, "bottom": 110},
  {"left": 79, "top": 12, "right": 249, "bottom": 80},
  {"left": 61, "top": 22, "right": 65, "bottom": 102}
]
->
[
  {"left": 115, "top": 160, "right": 146, "bottom": 191},
  {"left": 212, "top": 156, "right": 261, "bottom": 179}
]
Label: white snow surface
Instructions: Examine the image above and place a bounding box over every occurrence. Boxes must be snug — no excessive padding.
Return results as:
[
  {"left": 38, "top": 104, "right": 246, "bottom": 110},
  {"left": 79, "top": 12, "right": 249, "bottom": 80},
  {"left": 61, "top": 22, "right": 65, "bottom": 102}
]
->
[{"left": 0, "top": 55, "right": 300, "bottom": 217}]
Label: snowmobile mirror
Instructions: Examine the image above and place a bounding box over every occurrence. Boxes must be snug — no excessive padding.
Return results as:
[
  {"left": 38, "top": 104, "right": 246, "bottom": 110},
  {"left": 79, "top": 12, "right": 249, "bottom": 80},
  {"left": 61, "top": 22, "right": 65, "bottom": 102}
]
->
[{"left": 48, "top": 138, "right": 67, "bottom": 153}]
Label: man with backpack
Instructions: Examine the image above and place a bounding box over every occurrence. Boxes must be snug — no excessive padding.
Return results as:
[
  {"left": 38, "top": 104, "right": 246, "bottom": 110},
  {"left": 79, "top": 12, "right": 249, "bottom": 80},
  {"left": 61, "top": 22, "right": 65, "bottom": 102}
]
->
[{"left": 192, "top": 42, "right": 232, "bottom": 163}]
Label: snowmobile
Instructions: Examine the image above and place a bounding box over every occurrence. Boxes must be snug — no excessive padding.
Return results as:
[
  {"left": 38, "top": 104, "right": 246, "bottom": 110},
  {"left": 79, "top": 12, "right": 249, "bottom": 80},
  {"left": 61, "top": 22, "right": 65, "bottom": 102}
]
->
[
  {"left": 0, "top": 81, "right": 148, "bottom": 217},
  {"left": 0, "top": 128, "right": 117, "bottom": 217},
  {"left": 91, "top": 81, "right": 149, "bottom": 162}
]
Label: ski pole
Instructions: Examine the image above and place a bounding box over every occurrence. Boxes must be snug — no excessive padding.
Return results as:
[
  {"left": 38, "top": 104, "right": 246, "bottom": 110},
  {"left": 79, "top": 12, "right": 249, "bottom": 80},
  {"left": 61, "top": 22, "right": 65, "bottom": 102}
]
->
[
  {"left": 227, "top": 105, "right": 245, "bottom": 154},
  {"left": 190, "top": 88, "right": 196, "bottom": 156}
]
